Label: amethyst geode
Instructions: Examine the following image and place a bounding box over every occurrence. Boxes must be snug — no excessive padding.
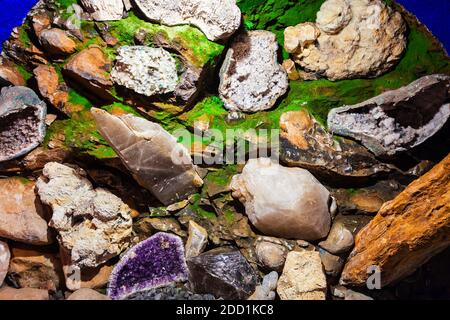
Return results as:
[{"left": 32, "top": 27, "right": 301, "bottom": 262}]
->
[{"left": 108, "top": 232, "right": 189, "bottom": 300}]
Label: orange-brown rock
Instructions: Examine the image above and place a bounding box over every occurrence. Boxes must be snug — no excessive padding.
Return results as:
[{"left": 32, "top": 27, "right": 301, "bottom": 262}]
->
[
  {"left": 31, "top": 13, "right": 51, "bottom": 37},
  {"left": 340, "top": 154, "right": 450, "bottom": 287},
  {"left": 0, "top": 286, "right": 49, "bottom": 300},
  {"left": 0, "top": 178, "right": 54, "bottom": 245},
  {"left": 0, "top": 58, "right": 26, "bottom": 86},
  {"left": 38, "top": 28, "right": 77, "bottom": 56},
  {"left": 63, "top": 262, "right": 114, "bottom": 291},
  {"left": 64, "top": 46, "right": 113, "bottom": 100}
]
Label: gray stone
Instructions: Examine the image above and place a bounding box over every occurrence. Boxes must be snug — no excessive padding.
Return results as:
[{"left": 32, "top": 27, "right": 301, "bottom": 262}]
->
[
  {"left": 80, "top": 0, "right": 124, "bottom": 21},
  {"left": 248, "top": 271, "right": 278, "bottom": 300},
  {"left": 185, "top": 220, "right": 208, "bottom": 259},
  {"left": 255, "top": 237, "right": 289, "bottom": 272},
  {"left": 0, "top": 241, "right": 10, "bottom": 286},
  {"left": 319, "top": 221, "right": 354, "bottom": 254}
]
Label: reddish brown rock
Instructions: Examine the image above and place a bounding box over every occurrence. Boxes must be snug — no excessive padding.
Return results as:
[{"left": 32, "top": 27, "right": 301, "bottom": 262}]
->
[
  {"left": 31, "top": 13, "right": 51, "bottom": 37},
  {"left": 340, "top": 154, "right": 450, "bottom": 287},
  {"left": 64, "top": 46, "right": 113, "bottom": 100},
  {"left": 67, "top": 288, "right": 111, "bottom": 300},
  {"left": 0, "top": 178, "right": 53, "bottom": 245},
  {"left": 63, "top": 260, "right": 113, "bottom": 291},
  {"left": 0, "top": 287, "right": 49, "bottom": 300},
  {"left": 0, "top": 58, "right": 26, "bottom": 86},
  {"left": 39, "top": 28, "right": 77, "bottom": 56}
]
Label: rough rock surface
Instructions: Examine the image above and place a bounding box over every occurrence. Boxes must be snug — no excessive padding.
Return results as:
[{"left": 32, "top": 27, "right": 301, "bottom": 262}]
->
[
  {"left": 328, "top": 74, "right": 450, "bottom": 157},
  {"left": 219, "top": 31, "right": 289, "bottom": 113},
  {"left": 255, "top": 237, "right": 289, "bottom": 272},
  {"left": 0, "top": 58, "right": 25, "bottom": 86},
  {"left": 0, "top": 178, "right": 53, "bottom": 245},
  {"left": 187, "top": 247, "right": 258, "bottom": 300},
  {"left": 185, "top": 220, "right": 208, "bottom": 259},
  {"left": 67, "top": 288, "right": 111, "bottom": 300},
  {"left": 0, "top": 241, "right": 10, "bottom": 286},
  {"left": 108, "top": 232, "right": 189, "bottom": 300},
  {"left": 91, "top": 108, "right": 203, "bottom": 205},
  {"left": 230, "top": 158, "right": 331, "bottom": 241},
  {"left": 319, "top": 221, "right": 354, "bottom": 255},
  {"left": 340, "top": 154, "right": 450, "bottom": 287},
  {"left": 248, "top": 271, "right": 278, "bottom": 300},
  {"left": 280, "top": 110, "right": 396, "bottom": 182},
  {"left": 277, "top": 251, "right": 327, "bottom": 300},
  {"left": 0, "top": 86, "right": 47, "bottom": 162},
  {"left": 0, "top": 287, "right": 49, "bottom": 300},
  {"left": 36, "top": 162, "right": 133, "bottom": 268},
  {"left": 111, "top": 46, "right": 178, "bottom": 97},
  {"left": 133, "top": 0, "right": 241, "bottom": 41},
  {"left": 125, "top": 283, "right": 215, "bottom": 300},
  {"left": 285, "top": 0, "right": 407, "bottom": 80},
  {"left": 80, "top": 0, "right": 124, "bottom": 21},
  {"left": 38, "top": 28, "right": 77, "bottom": 56}
]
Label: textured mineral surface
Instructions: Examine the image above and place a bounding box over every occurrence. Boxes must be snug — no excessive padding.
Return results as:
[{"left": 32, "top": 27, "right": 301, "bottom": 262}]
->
[{"left": 80, "top": 0, "right": 124, "bottom": 21}]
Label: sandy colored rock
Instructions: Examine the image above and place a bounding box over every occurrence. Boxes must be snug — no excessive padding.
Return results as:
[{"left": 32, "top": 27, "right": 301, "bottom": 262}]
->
[
  {"left": 39, "top": 28, "right": 77, "bottom": 56},
  {"left": 133, "top": 0, "right": 241, "bottom": 41},
  {"left": 0, "top": 58, "right": 25, "bottom": 86},
  {"left": 0, "top": 177, "right": 53, "bottom": 245},
  {"left": 340, "top": 154, "right": 450, "bottom": 287},
  {"left": 231, "top": 158, "right": 331, "bottom": 241},
  {"left": 0, "top": 241, "right": 10, "bottom": 286},
  {"left": 277, "top": 251, "right": 327, "bottom": 300},
  {"left": 319, "top": 221, "right": 354, "bottom": 255},
  {"left": 67, "top": 288, "right": 111, "bottom": 300},
  {"left": 0, "top": 287, "right": 49, "bottom": 300},
  {"left": 64, "top": 263, "right": 113, "bottom": 291},
  {"left": 219, "top": 31, "right": 289, "bottom": 113},
  {"left": 80, "top": 0, "right": 124, "bottom": 21},
  {"left": 36, "top": 162, "right": 133, "bottom": 268},
  {"left": 282, "top": 59, "right": 300, "bottom": 81},
  {"left": 91, "top": 108, "right": 203, "bottom": 205},
  {"left": 31, "top": 13, "right": 51, "bottom": 37},
  {"left": 185, "top": 220, "right": 208, "bottom": 259},
  {"left": 285, "top": 0, "right": 406, "bottom": 80},
  {"left": 255, "top": 236, "right": 289, "bottom": 272}
]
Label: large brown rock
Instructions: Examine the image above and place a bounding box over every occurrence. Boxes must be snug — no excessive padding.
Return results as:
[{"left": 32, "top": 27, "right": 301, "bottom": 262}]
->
[
  {"left": 0, "top": 58, "right": 25, "bottom": 87},
  {"left": 0, "top": 287, "right": 49, "bottom": 300},
  {"left": 0, "top": 177, "right": 53, "bottom": 245},
  {"left": 340, "top": 154, "right": 450, "bottom": 287},
  {"left": 39, "top": 28, "right": 77, "bottom": 56}
]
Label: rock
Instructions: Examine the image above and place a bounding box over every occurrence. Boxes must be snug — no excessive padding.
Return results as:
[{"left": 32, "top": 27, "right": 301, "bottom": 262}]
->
[
  {"left": 248, "top": 271, "right": 278, "bottom": 300},
  {"left": 219, "top": 31, "right": 288, "bottom": 113},
  {"left": 91, "top": 108, "right": 203, "bottom": 205},
  {"left": 38, "top": 28, "right": 77, "bottom": 56},
  {"left": 64, "top": 263, "right": 113, "bottom": 291},
  {"left": 64, "top": 46, "right": 113, "bottom": 100},
  {"left": 255, "top": 237, "right": 289, "bottom": 272},
  {"left": 133, "top": 0, "right": 241, "bottom": 41},
  {"left": 8, "top": 246, "right": 63, "bottom": 291},
  {"left": 0, "top": 287, "right": 49, "bottom": 300},
  {"left": 285, "top": 0, "right": 406, "bottom": 80},
  {"left": 319, "top": 249, "right": 345, "bottom": 277},
  {"left": 187, "top": 247, "right": 258, "bottom": 300},
  {"left": 331, "top": 285, "right": 373, "bottom": 300},
  {"left": 277, "top": 251, "right": 327, "bottom": 300},
  {"left": 328, "top": 74, "right": 450, "bottom": 157},
  {"left": 67, "top": 288, "right": 111, "bottom": 300},
  {"left": 0, "top": 58, "right": 25, "bottom": 86},
  {"left": 280, "top": 110, "right": 396, "bottom": 183},
  {"left": 36, "top": 162, "right": 133, "bottom": 268},
  {"left": 340, "top": 154, "right": 450, "bottom": 287},
  {"left": 80, "top": 0, "right": 124, "bottom": 21},
  {"left": 281, "top": 59, "right": 300, "bottom": 81},
  {"left": 319, "top": 222, "right": 354, "bottom": 255},
  {"left": 125, "top": 283, "right": 215, "bottom": 300},
  {"left": 134, "top": 217, "right": 187, "bottom": 239},
  {"left": 0, "top": 86, "right": 47, "bottom": 162},
  {"left": 230, "top": 158, "right": 332, "bottom": 241},
  {"left": 185, "top": 220, "right": 208, "bottom": 259},
  {"left": 0, "top": 241, "right": 10, "bottom": 286},
  {"left": 0, "top": 177, "right": 53, "bottom": 245},
  {"left": 111, "top": 46, "right": 178, "bottom": 97},
  {"left": 31, "top": 13, "right": 51, "bottom": 37},
  {"left": 108, "top": 232, "right": 189, "bottom": 300}
]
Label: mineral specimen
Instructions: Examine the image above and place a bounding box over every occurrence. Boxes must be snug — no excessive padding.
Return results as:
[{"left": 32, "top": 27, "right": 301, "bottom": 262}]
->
[
  {"left": 219, "top": 30, "right": 289, "bottom": 113},
  {"left": 133, "top": 0, "right": 241, "bottom": 41},
  {"left": 187, "top": 247, "right": 258, "bottom": 300},
  {"left": 185, "top": 220, "right": 208, "bottom": 259},
  {"left": 110, "top": 46, "right": 179, "bottom": 97},
  {"left": 0, "top": 241, "right": 10, "bottom": 286},
  {"left": 80, "top": 0, "right": 124, "bottom": 21},
  {"left": 0, "top": 86, "right": 47, "bottom": 162},
  {"left": 91, "top": 108, "right": 203, "bottom": 205},
  {"left": 285, "top": 0, "right": 407, "bottom": 80},
  {"left": 230, "top": 158, "right": 332, "bottom": 241},
  {"left": 36, "top": 162, "right": 133, "bottom": 268},
  {"left": 328, "top": 74, "right": 450, "bottom": 157},
  {"left": 108, "top": 232, "right": 189, "bottom": 300}
]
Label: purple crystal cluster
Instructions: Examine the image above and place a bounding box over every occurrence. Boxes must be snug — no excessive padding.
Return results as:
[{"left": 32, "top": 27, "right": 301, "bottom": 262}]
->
[{"left": 108, "top": 232, "right": 189, "bottom": 300}]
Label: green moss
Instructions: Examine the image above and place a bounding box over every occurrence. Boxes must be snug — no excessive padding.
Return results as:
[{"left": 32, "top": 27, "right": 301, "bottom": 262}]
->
[
  {"left": 53, "top": 0, "right": 79, "bottom": 10},
  {"left": 188, "top": 194, "right": 217, "bottom": 220},
  {"left": 67, "top": 89, "right": 92, "bottom": 110},
  {"left": 204, "top": 165, "right": 238, "bottom": 189},
  {"left": 17, "top": 25, "right": 32, "bottom": 48},
  {"left": 102, "top": 102, "right": 142, "bottom": 117},
  {"left": 16, "top": 65, "right": 33, "bottom": 82}
]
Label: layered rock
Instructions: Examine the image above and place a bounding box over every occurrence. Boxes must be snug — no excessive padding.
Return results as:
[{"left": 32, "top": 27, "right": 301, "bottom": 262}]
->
[
  {"left": 38, "top": 28, "right": 77, "bottom": 56},
  {"left": 0, "top": 178, "right": 53, "bottom": 245},
  {"left": 133, "top": 0, "right": 241, "bottom": 41},
  {"left": 230, "top": 158, "right": 332, "bottom": 241},
  {"left": 277, "top": 251, "right": 327, "bottom": 300},
  {"left": 0, "top": 86, "right": 47, "bottom": 162},
  {"left": 91, "top": 108, "right": 203, "bottom": 205},
  {"left": 328, "top": 74, "right": 450, "bottom": 157},
  {"left": 340, "top": 154, "right": 450, "bottom": 287},
  {"left": 280, "top": 110, "right": 396, "bottom": 182},
  {"left": 0, "top": 58, "right": 25, "bottom": 86},
  {"left": 108, "top": 233, "right": 189, "bottom": 300},
  {"left": 0, "top": 241, "right": 9, "bottom": 286},
  {"left": 187, "top": 247, "right": 258, "bottom": 300},
  {"left": 219, "top": 31, "right": 289, "bottom": 113},
  {"left": 36, "top": 162, "right": 133, "bottom": 268},
  {"left": 285, "top": 0, "right": 407, "bottom": 80},
  {"left": 110, "top": 46, "right": 178, "bottom": 97},
  {"left": 80, "top": 0, "right": 124, "bottom": 21}
]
